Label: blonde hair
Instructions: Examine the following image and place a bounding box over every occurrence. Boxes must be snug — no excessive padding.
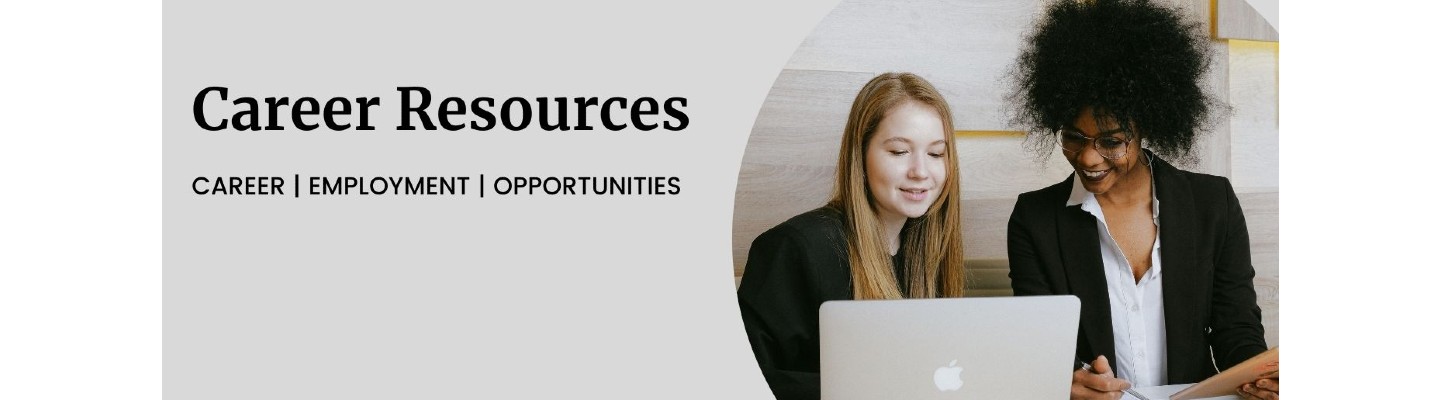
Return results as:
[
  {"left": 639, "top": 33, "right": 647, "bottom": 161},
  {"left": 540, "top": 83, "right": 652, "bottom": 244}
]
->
[{"left": 831, "top": 72, "right": 965, "bottom": 300}]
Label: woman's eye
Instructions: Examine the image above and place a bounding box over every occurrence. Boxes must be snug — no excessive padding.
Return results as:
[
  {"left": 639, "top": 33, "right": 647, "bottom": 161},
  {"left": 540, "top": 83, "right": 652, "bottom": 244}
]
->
[
  {"left": 890, "top": 150, "right": 910, "bottom": 156},
  {"left": 1097, "top": 138, "right": 1126, "bottom": 149},
  {"left": 928, "top": 152, "right": 945, "bottom": 158}
]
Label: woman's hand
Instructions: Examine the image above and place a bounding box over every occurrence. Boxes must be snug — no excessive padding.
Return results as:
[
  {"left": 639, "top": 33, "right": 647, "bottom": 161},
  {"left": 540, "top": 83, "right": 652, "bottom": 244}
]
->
[
  {"left": 1071, "top": 355, "right": 1131, "bottom": 400},
  {"left": 1236, "top": 371, "right": 1278, "bottom": 400}
]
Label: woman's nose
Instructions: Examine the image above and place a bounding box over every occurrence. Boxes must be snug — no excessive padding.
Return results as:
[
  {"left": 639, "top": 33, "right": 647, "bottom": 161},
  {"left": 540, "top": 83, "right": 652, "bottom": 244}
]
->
[
  {"left": 908, "top": 156, "right": 930, "bottom": 179},
  {"left": 1076, "top": 141, "right": 1106, "bottom": 166}
]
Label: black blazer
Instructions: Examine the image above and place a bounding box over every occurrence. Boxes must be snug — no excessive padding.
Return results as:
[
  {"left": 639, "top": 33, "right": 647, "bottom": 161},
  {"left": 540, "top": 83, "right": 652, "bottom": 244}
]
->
[
  {"left": 736, "top": 207, "right": 855, "bottom": 400},
  {"left": 1006, "top": 153, "right": 1268, "bottom": 384}
]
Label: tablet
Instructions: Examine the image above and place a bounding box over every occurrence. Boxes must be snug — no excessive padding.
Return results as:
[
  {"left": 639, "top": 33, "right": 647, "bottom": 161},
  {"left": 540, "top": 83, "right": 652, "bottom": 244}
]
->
[{"left": 1172, "top": 347, "right": 1279, "bottom": 399}]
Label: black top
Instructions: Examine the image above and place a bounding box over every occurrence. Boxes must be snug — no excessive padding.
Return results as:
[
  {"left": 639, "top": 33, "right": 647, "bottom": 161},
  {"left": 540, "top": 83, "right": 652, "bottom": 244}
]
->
[
  {"left": 737, "top": 206, "right": 905, "bottom": 400},
  {"left": 1006, "top": 151, "right": 1268, "bottom": 384}
]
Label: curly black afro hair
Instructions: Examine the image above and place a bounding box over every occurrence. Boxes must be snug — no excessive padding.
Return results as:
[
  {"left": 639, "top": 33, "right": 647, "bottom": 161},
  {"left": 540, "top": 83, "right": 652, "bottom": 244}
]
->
[{"left": 1010, "top": 0, "right": 1218, "bottom": 162}]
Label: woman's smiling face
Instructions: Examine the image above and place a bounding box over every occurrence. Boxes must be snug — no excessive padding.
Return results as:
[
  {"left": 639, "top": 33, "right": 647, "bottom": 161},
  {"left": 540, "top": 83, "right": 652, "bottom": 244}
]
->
[
  {"left": 864, "top": 100, "right": 949, "bottom": 227},
  {"left": 1063, "top": 108, "right": 1144, "bottom": 196}
]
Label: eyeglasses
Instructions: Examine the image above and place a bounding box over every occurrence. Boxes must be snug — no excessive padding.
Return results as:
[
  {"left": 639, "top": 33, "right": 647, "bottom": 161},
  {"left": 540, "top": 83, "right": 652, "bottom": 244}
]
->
[{"left": 1056, "top": 128, "right": 1133, "bottom": 160}]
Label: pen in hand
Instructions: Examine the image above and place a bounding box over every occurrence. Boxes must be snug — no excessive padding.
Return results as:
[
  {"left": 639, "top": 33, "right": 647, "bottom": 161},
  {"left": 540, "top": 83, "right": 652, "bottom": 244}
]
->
[{"left": 1080, "top": 361, "right": 1149, "bottom": 400}]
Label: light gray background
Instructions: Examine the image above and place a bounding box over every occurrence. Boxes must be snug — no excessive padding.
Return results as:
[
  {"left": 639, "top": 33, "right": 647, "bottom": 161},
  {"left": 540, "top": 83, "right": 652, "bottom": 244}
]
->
[
  {"left": 163, "top": 1, "right": 1281, "bottom": 399},
  {"left": 163, "top": 1, "right": 834, "bottom": 398}
]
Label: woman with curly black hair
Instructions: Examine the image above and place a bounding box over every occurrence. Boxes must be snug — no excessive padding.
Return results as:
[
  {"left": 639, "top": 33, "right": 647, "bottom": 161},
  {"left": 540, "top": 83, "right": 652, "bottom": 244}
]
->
[{"left": 1005, "top": 1, "right": 1276, "bottom": 399}]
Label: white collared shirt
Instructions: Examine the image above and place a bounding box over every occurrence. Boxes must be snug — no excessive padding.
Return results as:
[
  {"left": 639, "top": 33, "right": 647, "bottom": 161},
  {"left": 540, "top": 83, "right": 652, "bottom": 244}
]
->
[{"left": 1067, "top": 174, "right": 1168, "bottom": 387}]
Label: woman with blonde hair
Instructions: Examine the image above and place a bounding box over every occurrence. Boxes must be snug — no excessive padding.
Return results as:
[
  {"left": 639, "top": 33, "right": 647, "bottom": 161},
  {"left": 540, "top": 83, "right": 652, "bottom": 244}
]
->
[{"left": 737, "top": 72, "right": 965, "bottom": 400}]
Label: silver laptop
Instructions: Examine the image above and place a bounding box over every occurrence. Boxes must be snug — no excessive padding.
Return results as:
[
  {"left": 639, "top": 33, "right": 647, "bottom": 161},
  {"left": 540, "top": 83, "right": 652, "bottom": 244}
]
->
[{"left": 819, "top": 295, "right": 1080, "bottom": 400}]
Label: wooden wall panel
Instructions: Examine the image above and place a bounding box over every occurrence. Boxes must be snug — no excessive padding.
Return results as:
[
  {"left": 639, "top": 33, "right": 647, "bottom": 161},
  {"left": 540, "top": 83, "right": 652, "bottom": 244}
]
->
[
  {"left": 1238, "top": 192, "right": 1279, "bottom": 347},
  {"left": 1229, "top": 40, "right": 1280, "bottom": 192},
  {"left": 733, "top": 69, "right": 868, "bottom": 276},
  {"left": 741, "top": 70, "right": 874, "bottom": 168},
  {"left": 958, "top": 136, "right": 1074, "bottom": 199},
  {"left": 784, "top": 0, "right": 1033, "bottom": 131},
  {"left": 1193, "top": 41, "right": 1233, "bottom": 178},
  {"left": 732, "top": 163, "right": 834, "bottom": 277},
  {"left": 957, "top": 197, "right": 1016, "bottom": 261},
  {"left": 1215, "top": 0, "right": 1279, "bottom": 42}
]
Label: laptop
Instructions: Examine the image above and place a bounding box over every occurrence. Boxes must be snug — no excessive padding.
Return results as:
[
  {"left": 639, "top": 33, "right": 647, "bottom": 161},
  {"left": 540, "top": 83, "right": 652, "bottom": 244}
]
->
[{"left": 819, "top": 295, "right": 1080, "bottom": 400}]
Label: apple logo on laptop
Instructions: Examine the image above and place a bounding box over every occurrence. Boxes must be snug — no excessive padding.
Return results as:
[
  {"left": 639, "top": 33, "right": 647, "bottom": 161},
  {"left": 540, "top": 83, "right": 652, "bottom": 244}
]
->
[{"left": 933, "top": 359, "right": 964, "bottom": 392}]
